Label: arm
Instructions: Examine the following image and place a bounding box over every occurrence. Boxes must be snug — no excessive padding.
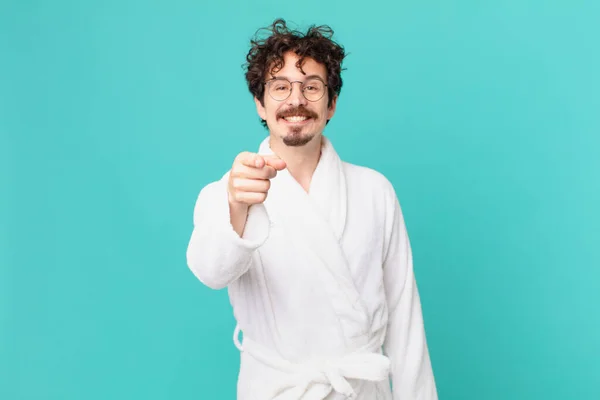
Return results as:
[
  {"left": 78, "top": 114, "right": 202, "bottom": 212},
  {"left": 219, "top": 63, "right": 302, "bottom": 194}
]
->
[
  {"left": 185, "top": 172, "right": 270, "bottom": 289},
  {"left": 382, "top": 195, "right": 438, "bottom": 400}
]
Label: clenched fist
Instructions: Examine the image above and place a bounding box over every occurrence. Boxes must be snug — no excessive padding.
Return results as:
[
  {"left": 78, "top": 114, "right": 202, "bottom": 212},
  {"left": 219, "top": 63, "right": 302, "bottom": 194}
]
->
[{"left": 227, "top": 151, "right": 286, "bottom": 236}]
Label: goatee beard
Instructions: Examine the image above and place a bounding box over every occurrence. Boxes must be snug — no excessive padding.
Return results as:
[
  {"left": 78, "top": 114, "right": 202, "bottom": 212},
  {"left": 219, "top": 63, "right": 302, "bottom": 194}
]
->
[{"left": 283, "top": 127, "right": 315, "bottom": 147}]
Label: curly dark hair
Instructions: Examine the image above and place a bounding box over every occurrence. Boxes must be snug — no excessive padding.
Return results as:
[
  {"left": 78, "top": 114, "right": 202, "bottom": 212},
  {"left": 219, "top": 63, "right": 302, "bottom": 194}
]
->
[{"left": 244, "top": 19, "right": 346, "bottom": 127}]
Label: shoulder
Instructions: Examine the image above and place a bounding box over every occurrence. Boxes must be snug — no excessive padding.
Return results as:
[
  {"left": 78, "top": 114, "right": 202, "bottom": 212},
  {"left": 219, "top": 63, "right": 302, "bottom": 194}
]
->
[
  {"left": 342, "top": 161, "right": 398, "bottom": 201},
  {"left": 341, "top": 161, "right": 406, "bottom": 252}
]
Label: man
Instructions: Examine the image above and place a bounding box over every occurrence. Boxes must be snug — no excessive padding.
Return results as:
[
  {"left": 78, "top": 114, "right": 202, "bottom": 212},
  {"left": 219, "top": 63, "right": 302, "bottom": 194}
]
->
[{"left": 186, "top": 19, "right": 438, "bottom": 400}]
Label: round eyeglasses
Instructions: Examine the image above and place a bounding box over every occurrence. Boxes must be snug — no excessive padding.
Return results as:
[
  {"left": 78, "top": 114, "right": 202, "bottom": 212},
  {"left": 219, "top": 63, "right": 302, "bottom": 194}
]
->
[{"left": 265, "top": 77, "right": 328, "bottom": 102}]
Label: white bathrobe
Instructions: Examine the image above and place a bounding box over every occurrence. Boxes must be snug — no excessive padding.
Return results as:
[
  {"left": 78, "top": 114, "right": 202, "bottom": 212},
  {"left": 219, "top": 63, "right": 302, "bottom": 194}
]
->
[{"left": 186, "top": 136, "right": 438, "bottom": 400}]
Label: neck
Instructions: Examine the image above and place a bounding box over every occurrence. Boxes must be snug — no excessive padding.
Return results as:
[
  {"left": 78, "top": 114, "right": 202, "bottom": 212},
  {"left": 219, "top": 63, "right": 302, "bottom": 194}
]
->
[{"left": 269, "top": 134, "right": 322, "bottom": 192}]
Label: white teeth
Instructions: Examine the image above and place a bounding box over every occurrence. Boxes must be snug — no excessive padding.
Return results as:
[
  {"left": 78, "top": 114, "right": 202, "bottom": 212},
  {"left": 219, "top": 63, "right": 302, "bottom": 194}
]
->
[{"left": 284, "top": 116, "right": 308, "bottom": 122}]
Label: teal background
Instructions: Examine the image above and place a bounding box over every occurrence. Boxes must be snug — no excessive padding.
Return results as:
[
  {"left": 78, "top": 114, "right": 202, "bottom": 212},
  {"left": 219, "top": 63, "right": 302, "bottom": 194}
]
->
[{"left": 2, "top": 0, "right": 599, "bottom": 399}]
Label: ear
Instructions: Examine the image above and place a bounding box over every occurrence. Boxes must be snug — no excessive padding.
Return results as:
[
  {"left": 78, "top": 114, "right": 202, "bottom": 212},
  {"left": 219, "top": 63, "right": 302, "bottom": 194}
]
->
[
  {"left": 255, "top": 96, "right": 267, "bottom": 121},
  {"left": 327, "top": 95, "right": 338, "bottom": 120}
]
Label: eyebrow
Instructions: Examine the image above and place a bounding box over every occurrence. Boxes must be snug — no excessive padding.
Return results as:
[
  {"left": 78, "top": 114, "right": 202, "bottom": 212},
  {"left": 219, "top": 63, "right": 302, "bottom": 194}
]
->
[{"left": 270, "top": 74, "right": 325, "bottom": 81}]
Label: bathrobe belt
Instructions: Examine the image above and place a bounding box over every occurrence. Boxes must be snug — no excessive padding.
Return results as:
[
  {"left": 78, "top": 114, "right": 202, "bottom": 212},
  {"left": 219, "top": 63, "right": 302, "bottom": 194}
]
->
[{"left": 234, "top": 324, "right": 390, "bottom": 399}]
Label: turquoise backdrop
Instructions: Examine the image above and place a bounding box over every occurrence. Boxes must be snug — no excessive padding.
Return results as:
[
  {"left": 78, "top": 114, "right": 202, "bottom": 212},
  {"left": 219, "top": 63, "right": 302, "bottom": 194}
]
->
[{"left": 2, "top": 1, "right": 599, "bottom": 399}]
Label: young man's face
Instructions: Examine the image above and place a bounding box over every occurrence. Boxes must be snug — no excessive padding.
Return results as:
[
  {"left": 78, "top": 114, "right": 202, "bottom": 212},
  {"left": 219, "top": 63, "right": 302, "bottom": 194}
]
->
[{"left": 255, "top": 51, "right": 337, "bottom": 147}]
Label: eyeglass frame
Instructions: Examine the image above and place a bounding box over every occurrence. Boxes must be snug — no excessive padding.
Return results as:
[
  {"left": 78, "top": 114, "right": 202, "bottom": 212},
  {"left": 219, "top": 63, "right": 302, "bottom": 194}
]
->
[{"left": 264, "top": 76, "right": 329, "bottom": 102}]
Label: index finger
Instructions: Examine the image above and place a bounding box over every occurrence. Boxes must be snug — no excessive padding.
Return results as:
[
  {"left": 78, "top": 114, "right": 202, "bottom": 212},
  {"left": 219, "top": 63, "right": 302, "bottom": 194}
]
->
[{"left": 237, "top": 152, "right": 265, "bottom": 169}]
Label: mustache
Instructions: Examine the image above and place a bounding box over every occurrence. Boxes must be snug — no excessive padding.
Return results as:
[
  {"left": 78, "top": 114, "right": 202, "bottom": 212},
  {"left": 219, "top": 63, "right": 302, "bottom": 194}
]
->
[{"left": 277, "top": 106, "right": 318, "bottom": 119}]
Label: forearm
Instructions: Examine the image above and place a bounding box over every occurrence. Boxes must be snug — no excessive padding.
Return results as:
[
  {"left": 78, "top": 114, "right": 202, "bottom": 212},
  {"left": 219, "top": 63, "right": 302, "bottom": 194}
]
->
[
  {"left": 384, "top": 276, "right": 437, "bottom": 400},
  {"left": 382, "top": 193, "right": 437, "bottom": 399},
  {"left": 229, "top": 200, "right": 250, "bottom": 238},
  {"left": 186, "top": 176, "right": 270, "bottom": 289},
  {"left": 186, "top": 225, "right": 254, "bottom": 289}
]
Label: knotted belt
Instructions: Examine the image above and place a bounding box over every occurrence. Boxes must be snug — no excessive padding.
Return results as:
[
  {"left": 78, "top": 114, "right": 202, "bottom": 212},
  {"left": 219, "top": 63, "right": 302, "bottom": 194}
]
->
[{"left": 234, "top": 325, "right": 390, "bottom": 399}]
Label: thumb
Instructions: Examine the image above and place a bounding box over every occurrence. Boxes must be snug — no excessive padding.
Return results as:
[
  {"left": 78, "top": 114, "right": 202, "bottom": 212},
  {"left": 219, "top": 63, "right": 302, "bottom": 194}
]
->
[
  {"left": 253, "top": 155, "right": 266, "bottom": 169},
  {"left": 264, "top": 155, "right": 287, "bottom": 171}
]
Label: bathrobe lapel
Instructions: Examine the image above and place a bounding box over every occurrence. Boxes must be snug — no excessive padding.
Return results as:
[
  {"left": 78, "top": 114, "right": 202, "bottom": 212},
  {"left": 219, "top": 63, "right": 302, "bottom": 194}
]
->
[{"left": 258, "top": 136, "right": 370, "bottom": 344}]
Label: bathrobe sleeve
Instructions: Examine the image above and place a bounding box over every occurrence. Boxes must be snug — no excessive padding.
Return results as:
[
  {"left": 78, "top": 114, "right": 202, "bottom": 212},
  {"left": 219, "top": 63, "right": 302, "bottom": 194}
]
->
[
  {"left": 186, "top": 172, "right": 271, "bottom": 290},
  {"left": 382, "top": 190, "right": 438, "bottom": 400}
]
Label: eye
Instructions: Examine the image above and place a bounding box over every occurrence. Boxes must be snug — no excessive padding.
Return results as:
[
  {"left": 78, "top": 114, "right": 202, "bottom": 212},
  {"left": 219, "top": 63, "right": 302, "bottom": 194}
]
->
[
  {"left": 304, "top": 81, "right": 323, "bottom": 92},
  {"left": 273, "top": 83, "right": 289, "bottom": 91}
]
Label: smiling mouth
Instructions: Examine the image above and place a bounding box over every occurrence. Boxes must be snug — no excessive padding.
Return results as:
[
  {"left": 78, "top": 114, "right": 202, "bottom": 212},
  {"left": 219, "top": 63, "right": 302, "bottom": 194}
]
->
[{"left": 282, "top": 115, "right": 311, "bottom": 123}]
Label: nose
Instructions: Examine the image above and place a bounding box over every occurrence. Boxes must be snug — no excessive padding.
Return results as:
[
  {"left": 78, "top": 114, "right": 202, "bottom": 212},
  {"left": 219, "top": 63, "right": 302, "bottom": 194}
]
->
[{"left": 286, "top": 81, "right": 308, "bottom": 106}]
